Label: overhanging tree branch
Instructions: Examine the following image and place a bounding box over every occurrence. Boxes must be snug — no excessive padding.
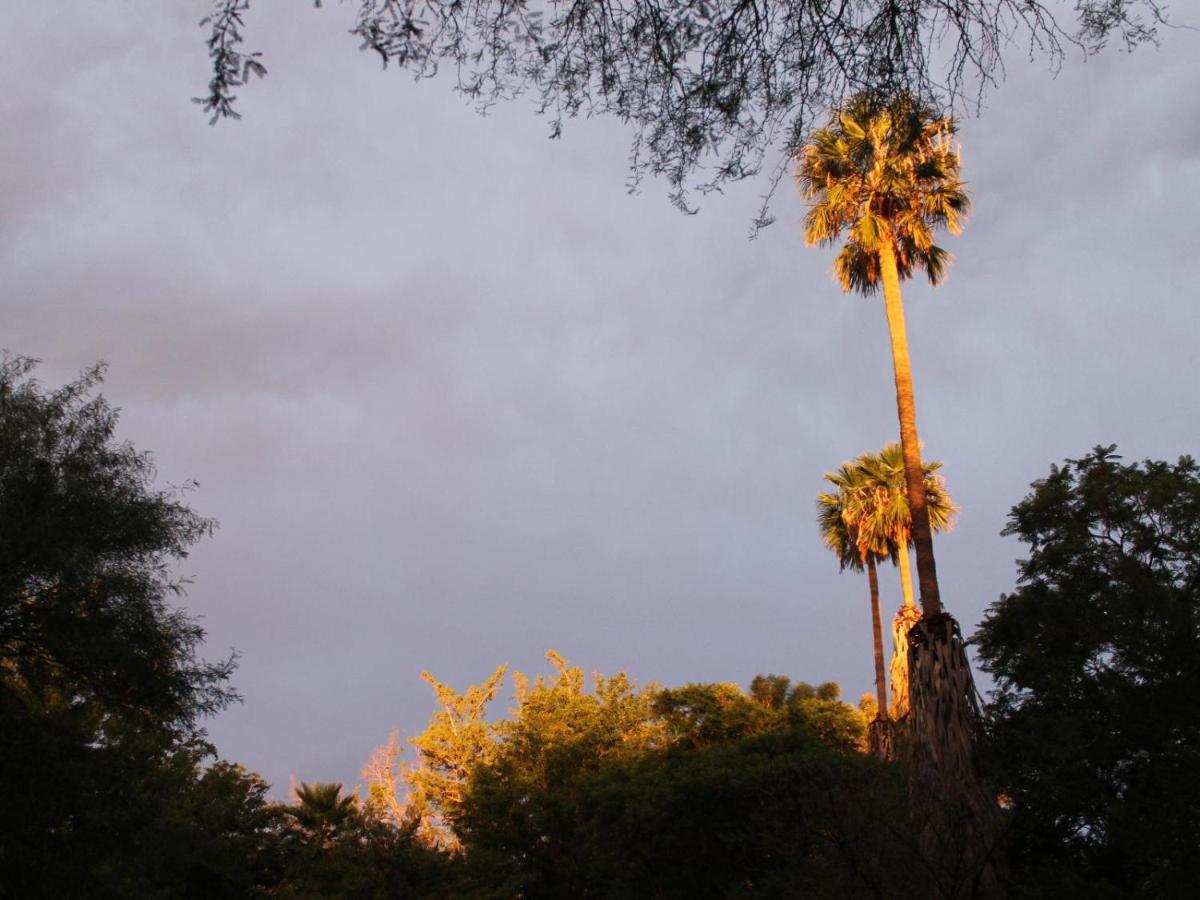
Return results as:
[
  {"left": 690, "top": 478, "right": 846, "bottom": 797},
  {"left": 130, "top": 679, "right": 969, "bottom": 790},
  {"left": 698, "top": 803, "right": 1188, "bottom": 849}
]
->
[{"left": 197, "top": 1, "right": 1168, "bottom": 221}]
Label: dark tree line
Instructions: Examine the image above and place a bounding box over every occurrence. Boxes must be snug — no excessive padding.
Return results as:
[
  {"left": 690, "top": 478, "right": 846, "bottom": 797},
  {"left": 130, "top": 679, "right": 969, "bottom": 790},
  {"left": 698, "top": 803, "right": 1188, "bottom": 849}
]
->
[{"left": 199, "top": 0, "right": 1166, "bottom": 221}]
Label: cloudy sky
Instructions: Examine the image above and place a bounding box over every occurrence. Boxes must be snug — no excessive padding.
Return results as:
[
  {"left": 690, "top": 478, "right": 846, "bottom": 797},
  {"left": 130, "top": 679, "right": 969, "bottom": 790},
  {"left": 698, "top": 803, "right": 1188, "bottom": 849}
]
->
[{"left": 4, "top": 2, "right": 1197, "bottom": 795}]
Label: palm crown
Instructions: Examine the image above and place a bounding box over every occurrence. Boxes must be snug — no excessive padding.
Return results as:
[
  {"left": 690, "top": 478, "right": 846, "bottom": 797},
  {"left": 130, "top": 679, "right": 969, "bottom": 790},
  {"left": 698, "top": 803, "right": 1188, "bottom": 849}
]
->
[
  {"left": 797, "top": 93, "right": 970, "bottom": 295},
  {"left": 818, "top": 446, "right": 954, "bottom": 573},
  {"left": 854, "top": 443, "right": 956, "bottom": 546},
  {"left": 817, "top": 462, "right": 896, "bottom": 573}
]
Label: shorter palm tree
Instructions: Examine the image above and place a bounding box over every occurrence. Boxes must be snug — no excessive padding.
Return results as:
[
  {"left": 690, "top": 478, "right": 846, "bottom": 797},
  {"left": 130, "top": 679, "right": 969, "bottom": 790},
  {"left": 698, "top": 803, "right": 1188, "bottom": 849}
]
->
[
  {"left": 818, "top": 461, "right": 896, "bottom": 748},
  {"left": 854, "top": 444, "right": 956, "bottom": 717}
]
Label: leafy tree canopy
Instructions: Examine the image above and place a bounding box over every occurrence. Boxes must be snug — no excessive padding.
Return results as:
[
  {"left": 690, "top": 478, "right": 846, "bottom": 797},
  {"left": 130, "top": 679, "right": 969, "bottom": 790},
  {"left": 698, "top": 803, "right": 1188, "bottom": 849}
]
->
[
  {"left": 200, "top": 0, "right": 1167, "bottom": 221},
  {"left": 0, "top": 355, "right": 237, "bottom": 894},
  {"left": 0, "top": 355, "right": 235, "bottom": 735},
  {"left": 366, "top": 652, "right": 911, "bottom": 897},
  {"left": 974, "top": 446, "right": 1200, "bottom": 897}
]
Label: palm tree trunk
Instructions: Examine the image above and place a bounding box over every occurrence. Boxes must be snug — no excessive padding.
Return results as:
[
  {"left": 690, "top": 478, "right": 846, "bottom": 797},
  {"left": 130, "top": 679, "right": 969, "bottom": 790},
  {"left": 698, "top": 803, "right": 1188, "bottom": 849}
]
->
[
  {"left": 889, "top": 602, "right": 922, "bottom": 717},
  {"left": 866, "top": 555, "right": 897, "bottom": 760},
  {"left": 878, "top": 241, "right": 1003, "bottom": 894},
  {"left": 897, "top": 537, "right": 915, "bottom": 609},
  {"left": 891, "top": 537, "right": 918, "bottom": 716},
  {"left": 877, "top": 239, "right": 942, "bottom": 617},
  {"left": 867, "top": 556, "right": 887, "bottom": 717}
]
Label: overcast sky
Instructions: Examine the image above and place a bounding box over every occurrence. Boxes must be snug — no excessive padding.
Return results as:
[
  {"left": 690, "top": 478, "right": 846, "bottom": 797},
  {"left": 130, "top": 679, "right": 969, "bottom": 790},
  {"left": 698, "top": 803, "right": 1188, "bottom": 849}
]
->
[{"left": 4, "top": 2, "right": 1197, "bottom": 795}]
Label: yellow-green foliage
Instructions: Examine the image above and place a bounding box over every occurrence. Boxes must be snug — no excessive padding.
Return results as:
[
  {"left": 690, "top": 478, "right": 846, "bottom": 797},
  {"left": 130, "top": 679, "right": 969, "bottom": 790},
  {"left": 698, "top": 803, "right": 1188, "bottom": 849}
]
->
[{"left": 368, "top": 652, "right": 873, "bottom": 869}]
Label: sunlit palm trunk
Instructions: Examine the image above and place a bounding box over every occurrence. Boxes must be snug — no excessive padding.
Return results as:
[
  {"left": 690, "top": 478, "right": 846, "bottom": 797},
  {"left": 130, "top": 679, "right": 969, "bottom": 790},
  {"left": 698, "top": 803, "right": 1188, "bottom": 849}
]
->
[
  {"left": 896, "top": 538, "right": 915, "bottom": 609},
  {"left": 877, "top": 239, "right": 942, "bottom": 617},
  {"left": 867, "top": 557, "right": 888, "bottom": 717},
  {"left": 889, "top": 537, "right": 918, "bottom": 716},
  {"left": 889, "top": 602, "right": 922, "bottom": 717}
]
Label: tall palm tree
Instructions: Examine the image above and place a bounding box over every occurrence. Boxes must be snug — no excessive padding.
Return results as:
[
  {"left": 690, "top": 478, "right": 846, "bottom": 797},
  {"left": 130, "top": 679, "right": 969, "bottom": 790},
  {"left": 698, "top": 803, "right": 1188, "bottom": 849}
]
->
[
  {"left": 856, "top": 443, "right": 956, "bottom": 716},
  {"left": 801, "top": 97, "right": 1000, "bottom": 888},
  {"left": 817, "top": 461, "right": 895, "bottom": 738},
  {"left": 797, "top": 92, "right": 968, "bottom": 618}
]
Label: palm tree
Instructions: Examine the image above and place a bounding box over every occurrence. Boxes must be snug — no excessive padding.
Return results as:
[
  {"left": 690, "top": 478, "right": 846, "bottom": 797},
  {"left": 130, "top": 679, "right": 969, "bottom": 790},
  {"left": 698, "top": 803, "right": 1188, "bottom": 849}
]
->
[
  {"left": 292, "top": 781, "right": 359, "bottom": 836},
  {"left": 855, "top": 443, "right": 956, "bottom": 716},
  {"left": 800, "top": 98, "right": 1001, "bottom": 889},
  {"left": 797, "top": 92, "right": 968, "bottom": 619},
  {"left": 817, "top": 460, "right": 896, "bottom": 753}
]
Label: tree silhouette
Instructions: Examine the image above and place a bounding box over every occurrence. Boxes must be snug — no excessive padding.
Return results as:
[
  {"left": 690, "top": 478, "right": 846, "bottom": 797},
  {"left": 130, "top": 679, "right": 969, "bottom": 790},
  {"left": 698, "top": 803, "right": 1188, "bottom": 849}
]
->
[
  {"left": 975, "top": 447, "right": 1200, "bottom": 895},
  {"left": 0, "top": 355, "right": 237, "bottom": 895},
  {"left": 291, "top": 782, "right": 359, "bottom": 836}
]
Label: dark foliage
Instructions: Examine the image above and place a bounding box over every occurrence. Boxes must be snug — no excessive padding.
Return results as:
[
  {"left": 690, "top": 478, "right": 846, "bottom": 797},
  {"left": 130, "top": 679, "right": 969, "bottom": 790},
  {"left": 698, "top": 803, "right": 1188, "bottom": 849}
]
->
[
  {"left": 268, "top": 783, "right": 452, "bottom": 899},
  {"left": 199, "top": 1, "right": 1166, "bottom": 221},
  {"left": 0, "top": 355, "right": 237, "bottom": 896},
  {"left": 974, "top": 446, "right": 1200, "bottom": 897}
]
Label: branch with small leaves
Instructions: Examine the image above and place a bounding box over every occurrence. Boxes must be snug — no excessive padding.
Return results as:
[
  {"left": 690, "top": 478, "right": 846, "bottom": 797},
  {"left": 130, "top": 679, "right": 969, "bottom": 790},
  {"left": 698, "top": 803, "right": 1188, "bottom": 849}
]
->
[{"left": 198, "top": 1, "right": 1168, "bottom": 223}]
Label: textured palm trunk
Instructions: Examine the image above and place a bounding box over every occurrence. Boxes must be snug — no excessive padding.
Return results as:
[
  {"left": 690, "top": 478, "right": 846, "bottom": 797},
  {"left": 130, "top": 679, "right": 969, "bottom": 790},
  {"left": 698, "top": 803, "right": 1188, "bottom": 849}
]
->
[
  {"left": 877, "top": 240, "right": 1003, "bottom": 895},
  {"left": 867, "top": 556, "right": 888, "bottom": 717},
  {"left": 866, "top": 556, "right": 896, "bottom": 760},
  {"left": 889, "top": 602, "right": 922, "bottom": 717},
  {"left": 877, "top": 240, "right": 942, "bottom": 617},
  {"left": 890, "top": 537, "right": 919, "bottom": 716}
]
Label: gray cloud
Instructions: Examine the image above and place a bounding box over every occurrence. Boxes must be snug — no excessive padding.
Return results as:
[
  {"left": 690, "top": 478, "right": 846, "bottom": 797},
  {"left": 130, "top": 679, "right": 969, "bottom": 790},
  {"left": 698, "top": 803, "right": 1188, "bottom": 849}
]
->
[{"left": 4, "top": 2, "right": 1197, "bottom": 793}]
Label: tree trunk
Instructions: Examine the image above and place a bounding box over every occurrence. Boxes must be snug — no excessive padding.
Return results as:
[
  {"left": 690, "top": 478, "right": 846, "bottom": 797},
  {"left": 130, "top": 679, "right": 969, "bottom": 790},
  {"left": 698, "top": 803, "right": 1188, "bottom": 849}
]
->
[
  {"left": 897, "top": 537, "right": 916, "bottom": 610},
  {"left": 908, "top": 614, "right": 1006, "bottom": 896},
  {"left": 877, "top": 240, "right": 941, "bottom": 617},
  {"left": 877, "top": 240, "right": 1004, "bottom": 894},
  {"left": 890, "top": 538, "right": 920, "bottom": 717},
  {"left": 889, "top": 602, "right": 922, "bottom": 718},
  {"left": 867, "top": 556, "right": 888, "bottom": 719}
]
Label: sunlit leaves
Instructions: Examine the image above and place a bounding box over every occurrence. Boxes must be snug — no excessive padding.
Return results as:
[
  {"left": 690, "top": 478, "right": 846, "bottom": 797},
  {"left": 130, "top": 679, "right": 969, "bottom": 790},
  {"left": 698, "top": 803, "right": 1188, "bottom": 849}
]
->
[
  {"left": 796, "top": 92, "right": 970, "bottom": 295},
  {"left": 818, "top": 444, "right": 954, "bottom": 574}
]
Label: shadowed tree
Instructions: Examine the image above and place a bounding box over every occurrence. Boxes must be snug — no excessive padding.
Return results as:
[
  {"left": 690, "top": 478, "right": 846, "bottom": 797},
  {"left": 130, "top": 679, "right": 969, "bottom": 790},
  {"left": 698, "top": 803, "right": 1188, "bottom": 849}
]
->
[
  {"left": 0, "top": 355, "right": 240, "bottom": 896},
  {"left": 975, "top": 447, "right": 1200, "bottom": 896},
  {"left": 291, "top": 782, "right": 359, "bottom": 836},
  {"left": 818, "top": 460, "right": 896, "bottom": 758}
]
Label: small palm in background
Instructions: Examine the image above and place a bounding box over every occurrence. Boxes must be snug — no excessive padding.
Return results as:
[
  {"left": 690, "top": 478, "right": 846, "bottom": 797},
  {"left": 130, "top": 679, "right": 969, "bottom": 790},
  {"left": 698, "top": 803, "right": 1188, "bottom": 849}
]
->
[{"left": 818, "top": 459, "right": 897, "bottom": 757}]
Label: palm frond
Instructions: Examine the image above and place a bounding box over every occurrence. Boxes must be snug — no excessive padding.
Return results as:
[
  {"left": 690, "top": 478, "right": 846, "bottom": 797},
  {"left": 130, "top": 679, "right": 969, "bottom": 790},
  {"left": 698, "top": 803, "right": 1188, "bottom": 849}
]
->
[{"left": 833, "top": 242, "right": 881, "bottom": 295}]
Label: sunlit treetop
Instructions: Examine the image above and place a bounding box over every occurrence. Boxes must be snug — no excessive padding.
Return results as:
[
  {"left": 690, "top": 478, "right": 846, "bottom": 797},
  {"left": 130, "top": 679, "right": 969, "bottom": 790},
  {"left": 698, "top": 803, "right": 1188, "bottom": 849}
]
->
[
  {"left": 199, "top": 0, "right": 1168, "bottom": 226},
  {"left": 797, "top": 92, "right": 970, "bottom": 293}
]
